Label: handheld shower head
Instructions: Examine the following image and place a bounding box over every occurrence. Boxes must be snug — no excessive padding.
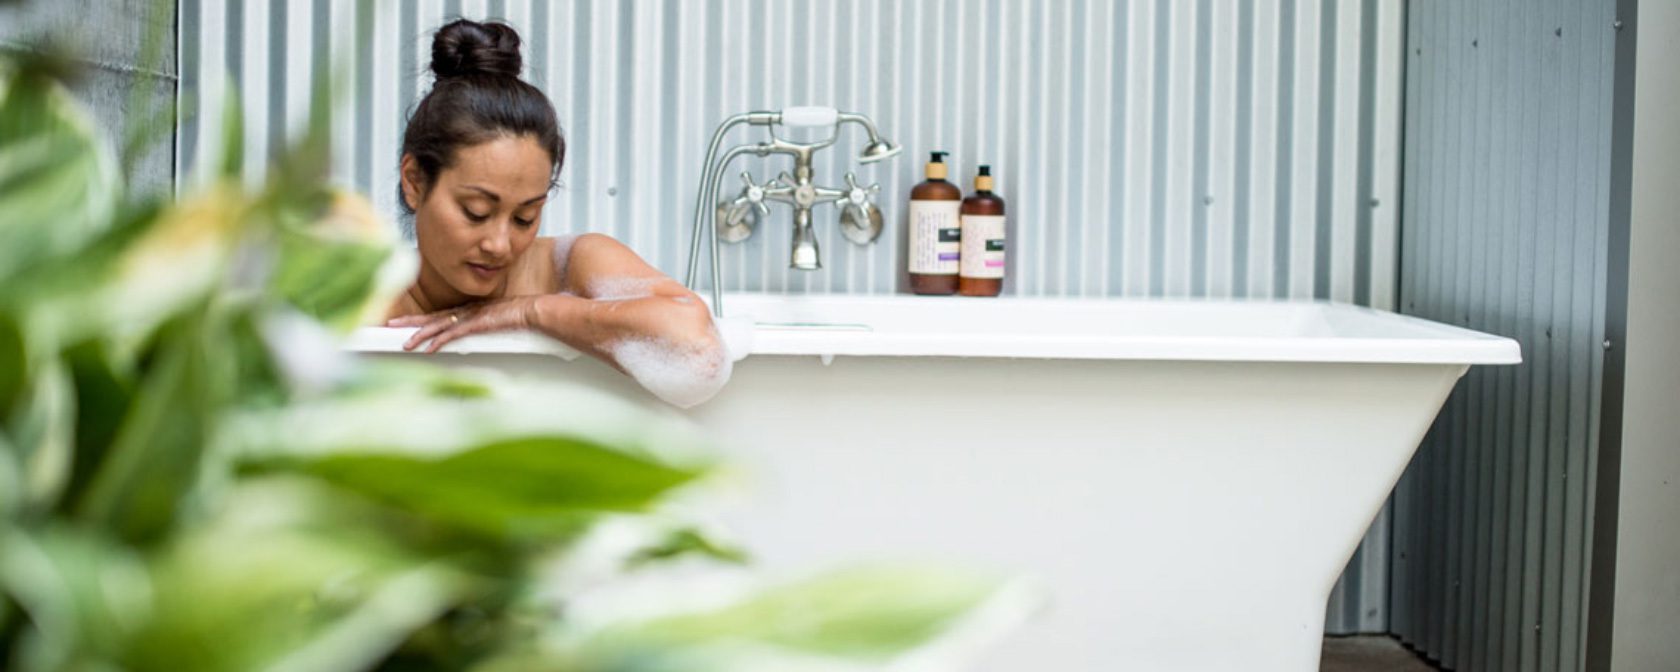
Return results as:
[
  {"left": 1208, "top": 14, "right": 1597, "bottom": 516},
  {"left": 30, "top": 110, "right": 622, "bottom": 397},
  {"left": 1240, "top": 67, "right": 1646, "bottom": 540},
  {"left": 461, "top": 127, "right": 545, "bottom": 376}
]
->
[
  {"left": 858, "top": 138, "right": 902, "bottom": 163},
  {"left": 838, "top": 111, "right": 902, "bottom": 164}
]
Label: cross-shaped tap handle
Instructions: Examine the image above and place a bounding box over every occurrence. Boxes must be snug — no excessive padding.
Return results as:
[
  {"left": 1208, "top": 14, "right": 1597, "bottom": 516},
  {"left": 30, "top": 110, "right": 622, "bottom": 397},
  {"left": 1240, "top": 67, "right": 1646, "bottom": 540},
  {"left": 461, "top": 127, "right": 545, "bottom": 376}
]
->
[
  {"left": 736, "top": 171, "right": 773, "bottom": 216},
  {"left": 842, "top": 172, "right": 882, "bottom": 204}
]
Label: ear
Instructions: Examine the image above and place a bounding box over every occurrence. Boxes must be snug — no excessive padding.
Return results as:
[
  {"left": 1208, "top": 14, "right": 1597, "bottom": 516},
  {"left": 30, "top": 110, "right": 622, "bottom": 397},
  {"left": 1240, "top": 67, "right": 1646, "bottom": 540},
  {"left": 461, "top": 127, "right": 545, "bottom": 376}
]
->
[{"left": 399, "top": 154, "right": 426, "bottom": 211}]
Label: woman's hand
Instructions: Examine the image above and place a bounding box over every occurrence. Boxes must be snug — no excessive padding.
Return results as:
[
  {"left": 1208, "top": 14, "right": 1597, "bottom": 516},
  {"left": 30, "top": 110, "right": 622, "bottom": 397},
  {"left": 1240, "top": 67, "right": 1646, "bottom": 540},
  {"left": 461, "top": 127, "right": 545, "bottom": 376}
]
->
[{"left": 386, "top": 295, "right": 548, "bottom": 353}]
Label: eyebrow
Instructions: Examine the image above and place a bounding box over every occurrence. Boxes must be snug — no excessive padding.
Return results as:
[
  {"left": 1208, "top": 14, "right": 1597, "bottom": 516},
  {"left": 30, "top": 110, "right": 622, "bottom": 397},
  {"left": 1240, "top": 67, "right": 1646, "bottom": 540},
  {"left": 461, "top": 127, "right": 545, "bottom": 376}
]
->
[{"left": 461, "top": 185, "right": 547, "bottom": 206}]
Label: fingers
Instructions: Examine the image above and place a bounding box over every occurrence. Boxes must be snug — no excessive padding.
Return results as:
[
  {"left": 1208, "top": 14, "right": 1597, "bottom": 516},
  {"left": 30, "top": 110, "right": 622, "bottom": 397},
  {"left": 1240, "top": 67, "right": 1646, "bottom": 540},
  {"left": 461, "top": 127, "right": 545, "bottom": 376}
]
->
[
  {"left": 390, "top": 299, "right": 528, "bottom": 353},
  {"left": 402, "top": 317, "right": 453, "bottom": 351},
  {"left": 385, "top": 314, "right": 431, "bottom": 328},
  {"left": 401, "top": 309, "right": 468, "bottom": 350},
  {"left": 423, "top": 320, "right": 477, "bottom": 354},
  {"left": 425, "top": 309, "right": 509, "bottom": 353}
]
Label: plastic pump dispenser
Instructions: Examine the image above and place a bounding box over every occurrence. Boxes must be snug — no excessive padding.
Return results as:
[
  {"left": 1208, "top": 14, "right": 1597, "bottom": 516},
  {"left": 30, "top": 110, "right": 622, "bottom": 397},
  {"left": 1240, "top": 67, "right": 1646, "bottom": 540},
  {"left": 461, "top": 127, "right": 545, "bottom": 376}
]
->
[
  {"left": 907, "top": 151, "right": 962, "bottom": 294},
  {"left": 959, "top": 164, "right": 1006, "bottom": 296}
]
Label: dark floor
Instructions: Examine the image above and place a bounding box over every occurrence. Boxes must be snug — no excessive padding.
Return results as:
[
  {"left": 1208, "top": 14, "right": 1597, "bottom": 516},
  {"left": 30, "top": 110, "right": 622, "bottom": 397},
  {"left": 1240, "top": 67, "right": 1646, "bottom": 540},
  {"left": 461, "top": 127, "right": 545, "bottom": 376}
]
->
[{"left": 1321, "top": 636, "right": 1439, "bottom": 672}]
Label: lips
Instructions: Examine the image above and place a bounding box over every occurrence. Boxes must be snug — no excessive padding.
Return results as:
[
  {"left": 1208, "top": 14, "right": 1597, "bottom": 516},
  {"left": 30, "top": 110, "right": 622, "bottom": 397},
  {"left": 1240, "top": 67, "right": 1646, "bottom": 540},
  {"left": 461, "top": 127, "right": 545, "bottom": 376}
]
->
[{"left": 465, "top": 262, "right": 504, "bottom": 280}]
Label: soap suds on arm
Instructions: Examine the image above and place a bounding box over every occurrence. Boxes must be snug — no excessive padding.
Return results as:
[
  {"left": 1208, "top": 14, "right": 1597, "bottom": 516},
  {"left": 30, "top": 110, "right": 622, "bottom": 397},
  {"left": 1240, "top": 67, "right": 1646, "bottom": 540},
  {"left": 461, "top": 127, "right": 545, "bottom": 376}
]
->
[
  {"left": 547, "top": 236, "right": 734, "bottom": 408},
  {"left": 581, "top": 275, "right": 731, "bottom": 408},
  {"left": 604, "top": 322, "right": 733, "bottom": 409},
  {"left": 585, "top": 276, "right": 666, "bottom": 302}
]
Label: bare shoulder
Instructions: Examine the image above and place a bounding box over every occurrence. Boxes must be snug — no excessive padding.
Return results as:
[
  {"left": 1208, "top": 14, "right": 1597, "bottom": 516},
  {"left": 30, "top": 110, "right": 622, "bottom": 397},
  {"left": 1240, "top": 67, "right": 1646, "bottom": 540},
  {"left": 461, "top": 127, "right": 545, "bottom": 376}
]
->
[
  {"left": 560, "top": 233, "right": 648, "bottom": 277},
  {"left": 565, "top": 232, "right": 634, "bottom": 262},
  {"left": 558, "top": 233, "right": 688, "bottom": 298}
]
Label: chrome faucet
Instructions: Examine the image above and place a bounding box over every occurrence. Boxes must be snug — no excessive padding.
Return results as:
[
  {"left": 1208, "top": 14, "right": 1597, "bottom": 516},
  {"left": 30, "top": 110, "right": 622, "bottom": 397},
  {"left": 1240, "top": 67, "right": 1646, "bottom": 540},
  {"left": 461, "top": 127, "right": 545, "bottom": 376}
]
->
[{"left": 684, "top": 107, "right": 901, "bottom": 315}]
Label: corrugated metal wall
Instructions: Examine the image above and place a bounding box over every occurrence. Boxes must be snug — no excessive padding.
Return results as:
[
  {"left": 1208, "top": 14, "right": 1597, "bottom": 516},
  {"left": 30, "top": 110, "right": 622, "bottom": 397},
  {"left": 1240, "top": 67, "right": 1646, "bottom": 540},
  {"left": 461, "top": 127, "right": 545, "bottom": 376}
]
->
[
  {"left": 1391, "top": 0, "right": 1618, "bottom": 670},
  {"left": 176, "top": 0, "right": 1406, "bottom": 635},
  {"left": 0, "top": 0, "right": 177, "bottom": 196}
]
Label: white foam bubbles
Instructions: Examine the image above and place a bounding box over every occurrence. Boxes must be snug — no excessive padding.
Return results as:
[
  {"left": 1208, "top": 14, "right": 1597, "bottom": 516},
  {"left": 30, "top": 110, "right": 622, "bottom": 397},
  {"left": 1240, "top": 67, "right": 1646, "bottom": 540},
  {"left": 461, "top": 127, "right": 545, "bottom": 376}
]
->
[
  {"left": 605, "top": 321, "right": 733, "bottom": 409},
  {"left": 587, "top": 275, "right": 665, "bottom": 301}
]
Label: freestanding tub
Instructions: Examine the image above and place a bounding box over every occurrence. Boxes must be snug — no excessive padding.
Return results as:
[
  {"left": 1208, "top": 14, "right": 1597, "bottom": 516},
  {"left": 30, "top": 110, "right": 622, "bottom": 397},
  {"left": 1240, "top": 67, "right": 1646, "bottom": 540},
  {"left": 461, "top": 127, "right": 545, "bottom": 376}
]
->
[{"left": 350, "top": 293, "right": 1520, "bottom": 671}]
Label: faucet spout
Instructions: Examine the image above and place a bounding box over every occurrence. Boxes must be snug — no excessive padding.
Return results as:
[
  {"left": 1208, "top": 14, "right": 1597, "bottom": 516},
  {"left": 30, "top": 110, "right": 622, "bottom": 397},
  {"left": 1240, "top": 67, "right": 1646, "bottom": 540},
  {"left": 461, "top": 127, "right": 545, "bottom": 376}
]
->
[{"left": 790, "top": 209, "right": 821, "bottom": 270}]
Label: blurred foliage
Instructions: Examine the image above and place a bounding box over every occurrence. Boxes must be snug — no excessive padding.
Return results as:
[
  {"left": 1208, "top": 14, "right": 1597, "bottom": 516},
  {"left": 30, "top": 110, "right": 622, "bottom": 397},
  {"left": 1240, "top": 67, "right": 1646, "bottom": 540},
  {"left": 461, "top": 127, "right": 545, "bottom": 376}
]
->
[{"left": 0, "top": 8, "right": 1029, "bottom": 672}]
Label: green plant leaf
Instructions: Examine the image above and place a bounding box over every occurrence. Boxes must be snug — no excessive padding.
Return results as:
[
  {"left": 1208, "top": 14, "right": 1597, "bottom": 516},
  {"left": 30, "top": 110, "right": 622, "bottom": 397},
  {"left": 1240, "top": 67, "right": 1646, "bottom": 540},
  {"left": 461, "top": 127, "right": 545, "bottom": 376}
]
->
[
  {"left": 0, "top": 312, "right": 23, "bottom": 417},
  {"left": 616, "top": 566, "right": 1019, "bottom": 658},
  {"left": 8, "top": 191, "right": 241, "bottom": 360},
  {"left": 0, "top": 63, "right": 120, "bottom": 285},
  {"left": 266, "top": 191, "right": 405, "bottom": 334},
  {"left": 247, "top": 437, "right": 699, "bottom": 540},
  {"left": 122, "top": 480, "right": 472, "bottom": 672},
  {"left": 625, "top": 528, "right": 750, "bottom": 569},
  {"left": 72, "top": 313, "right": 228, "bottom": 544},
  {"left": 0, "top": 434, "right": 18, "bottom": 519},
  {"left": 505, "top": 566, "right": 1041, "bottom": 672},
  {"left": 228, "top": 376, "right": 714, "bottom": 542},
  {"left": 0, "top": 526, "right": 152, "bottom": 671},
  {"left": 6, "top": 359, "right": 73, "bottom": 516},
  {"left": 57, "top": 341, "right": 137, "bottom": 514}
]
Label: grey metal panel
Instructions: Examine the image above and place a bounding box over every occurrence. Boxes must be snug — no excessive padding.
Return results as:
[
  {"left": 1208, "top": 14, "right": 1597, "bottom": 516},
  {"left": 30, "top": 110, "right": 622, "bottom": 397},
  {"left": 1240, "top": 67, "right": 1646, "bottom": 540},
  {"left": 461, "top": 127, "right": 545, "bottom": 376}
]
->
[
  {"left": 174, "top": 0, "right": 1402, "bottom": 299},
  {"left": 1392, "top": 0, "right": 1618, "bottom": 669},
  {"left": 175, "top": 0, "right": 1407, "bottom": 636},
  {"left": 1, "top": 0, "right": 179, "bottom": 197}
]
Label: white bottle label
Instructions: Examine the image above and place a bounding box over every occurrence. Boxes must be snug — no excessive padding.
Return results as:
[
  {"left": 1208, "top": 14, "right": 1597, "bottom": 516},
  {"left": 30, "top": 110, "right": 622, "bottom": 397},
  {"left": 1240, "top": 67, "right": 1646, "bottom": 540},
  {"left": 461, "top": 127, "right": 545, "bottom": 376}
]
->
[
  {"left": 908, "top": 200, "right": 961, "bottom": 275},
  {"left": 960, "top": 214, "right": 1006, "bottom": 279}
]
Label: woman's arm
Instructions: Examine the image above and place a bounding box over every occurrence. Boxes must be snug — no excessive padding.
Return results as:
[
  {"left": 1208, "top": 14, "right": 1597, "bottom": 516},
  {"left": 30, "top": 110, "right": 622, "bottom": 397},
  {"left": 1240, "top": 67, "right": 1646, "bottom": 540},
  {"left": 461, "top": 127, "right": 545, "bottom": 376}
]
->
[
  {"left": 539, "top": 233, "right": 719, "bottom": 363},
  {"left": 389, "top": 234, "right": 730, "bottom": 407}
]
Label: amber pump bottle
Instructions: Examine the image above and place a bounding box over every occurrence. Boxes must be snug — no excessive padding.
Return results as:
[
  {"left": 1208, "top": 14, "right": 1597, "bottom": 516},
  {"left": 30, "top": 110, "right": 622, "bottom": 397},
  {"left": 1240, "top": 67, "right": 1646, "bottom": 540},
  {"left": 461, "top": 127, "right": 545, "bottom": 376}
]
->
[
  {"left": 959, "top": 165, "right": 1006, "bottom": 297},
  {"left": 907, "top": 151, "right": 962, "bottom": 295}
]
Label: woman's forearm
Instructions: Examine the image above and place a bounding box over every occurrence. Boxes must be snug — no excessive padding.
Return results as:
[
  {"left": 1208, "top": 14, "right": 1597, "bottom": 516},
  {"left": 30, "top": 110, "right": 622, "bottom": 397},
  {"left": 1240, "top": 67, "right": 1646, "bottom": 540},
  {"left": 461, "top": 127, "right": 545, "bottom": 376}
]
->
[
  {"left": 531, "top": 293, "right": 711, "bottom": 358},
  {"left": 531, "top": 292, "right": 731, "bottom": 407}
]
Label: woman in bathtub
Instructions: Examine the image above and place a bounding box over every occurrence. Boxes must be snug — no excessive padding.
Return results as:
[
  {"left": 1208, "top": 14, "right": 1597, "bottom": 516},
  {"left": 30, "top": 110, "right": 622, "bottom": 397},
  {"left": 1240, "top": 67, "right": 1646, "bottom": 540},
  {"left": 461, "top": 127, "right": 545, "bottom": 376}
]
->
[{"left": 382, "top": 19, "right": 728, "bottom": 407}]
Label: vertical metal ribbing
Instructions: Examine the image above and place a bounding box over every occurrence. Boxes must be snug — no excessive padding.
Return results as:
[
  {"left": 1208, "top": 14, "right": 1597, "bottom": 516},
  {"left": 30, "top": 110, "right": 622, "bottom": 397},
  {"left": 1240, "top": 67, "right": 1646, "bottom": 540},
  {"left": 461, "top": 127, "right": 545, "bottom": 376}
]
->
[
  {"left": 190, "top": 0, "right": 224, "bottom": 190},
  {"left": 1248, "top": 0, "right": 1281, "bottom": 301},
  {"left": 1123, "top": 0, "right": 1155, "bottom": 297},
  {"left": 282, "top": 0, "right": 310, "bottom": 143},
  {"left": 176, "top": 0, "right": 1414, "bottom": 636},
  {"left": 1369, "top": 0, "right": 1403, "bottom": 312},
  {"left": 1328, "top": 0, "right": 1360, "bottom": 305},
  {"left": 327, "top": 0, "right": 355, "bottom": 191},
  {"left": 1287, "top": 0, "right": 1319, "bottom": 300},
  {"left": 1163, "top": 0, "right": 1196, "bottom": 298},
  {"left": 1088, "top": 0, "right": 1114, "bottom": 296},
  {"left": 1030, "top": 1, "right": 1049, "bottom": 296},
  {"left": 1206, "top": 0, "right": 1237, "bottom": 299},
  {"left": 1056, "top": 0, "right": 1077, "bottom": 296},
  {"left": 238, "top": 0, "right": 265, "bottom": 187},
  {"left": 1391, "top": 0, "right": 1617, "bottom": 669}
]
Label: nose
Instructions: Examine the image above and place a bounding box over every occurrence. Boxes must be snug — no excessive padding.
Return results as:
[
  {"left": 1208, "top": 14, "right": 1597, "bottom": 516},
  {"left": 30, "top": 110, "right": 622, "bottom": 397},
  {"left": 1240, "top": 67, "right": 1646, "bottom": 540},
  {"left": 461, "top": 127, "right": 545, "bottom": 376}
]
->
[{"left": 479, "top": 221, "right": 513, "bottom": 260}]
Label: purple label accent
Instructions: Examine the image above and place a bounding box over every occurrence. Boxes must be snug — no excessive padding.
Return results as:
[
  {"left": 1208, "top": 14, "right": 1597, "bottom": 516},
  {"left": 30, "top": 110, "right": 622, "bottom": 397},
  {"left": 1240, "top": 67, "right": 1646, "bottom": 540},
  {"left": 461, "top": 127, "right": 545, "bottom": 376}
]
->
[
  {"left": 985, "top": 260, "right": 1006, "bottom": 268},
  {"left": 938, "top": 253, "right": 960, "bottom": 261}
]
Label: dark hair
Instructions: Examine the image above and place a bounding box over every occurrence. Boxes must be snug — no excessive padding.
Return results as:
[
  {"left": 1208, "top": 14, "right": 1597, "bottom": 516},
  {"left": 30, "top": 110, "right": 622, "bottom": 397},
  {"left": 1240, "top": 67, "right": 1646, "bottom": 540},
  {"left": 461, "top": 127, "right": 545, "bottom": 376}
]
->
[{"left": 399, "top": 19, "right": 565, "bottom": 222}]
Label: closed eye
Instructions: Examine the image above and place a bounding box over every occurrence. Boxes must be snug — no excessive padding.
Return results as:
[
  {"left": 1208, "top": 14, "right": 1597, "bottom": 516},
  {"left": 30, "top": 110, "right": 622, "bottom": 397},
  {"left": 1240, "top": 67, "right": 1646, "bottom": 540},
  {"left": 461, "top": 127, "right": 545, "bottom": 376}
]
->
[{"left": 461, "top": 205, "right": 491, "bottom": 222}]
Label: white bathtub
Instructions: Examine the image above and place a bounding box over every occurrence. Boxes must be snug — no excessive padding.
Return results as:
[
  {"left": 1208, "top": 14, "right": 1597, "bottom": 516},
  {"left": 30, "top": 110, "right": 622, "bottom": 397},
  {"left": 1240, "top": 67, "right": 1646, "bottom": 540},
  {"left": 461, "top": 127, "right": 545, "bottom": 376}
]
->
[{"left": 351, "top": 293, "right": 1519, "bottom": 671}]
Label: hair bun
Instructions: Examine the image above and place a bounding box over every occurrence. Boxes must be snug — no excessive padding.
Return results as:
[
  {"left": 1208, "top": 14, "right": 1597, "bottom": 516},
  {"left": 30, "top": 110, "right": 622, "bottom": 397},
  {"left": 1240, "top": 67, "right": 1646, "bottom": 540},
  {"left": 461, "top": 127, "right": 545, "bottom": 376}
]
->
[{"left": 430, "top": 19, "right": 522, "bottom": 80}]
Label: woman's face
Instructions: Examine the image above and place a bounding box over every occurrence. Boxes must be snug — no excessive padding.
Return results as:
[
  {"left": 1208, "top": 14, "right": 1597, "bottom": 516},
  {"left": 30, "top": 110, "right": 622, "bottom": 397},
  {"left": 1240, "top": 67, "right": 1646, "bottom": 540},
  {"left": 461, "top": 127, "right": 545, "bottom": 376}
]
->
[{"left": 402, "top": 134, "right": 552, "bottom": 298}]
